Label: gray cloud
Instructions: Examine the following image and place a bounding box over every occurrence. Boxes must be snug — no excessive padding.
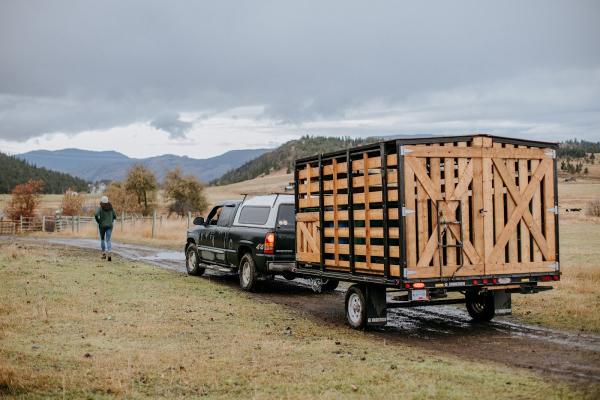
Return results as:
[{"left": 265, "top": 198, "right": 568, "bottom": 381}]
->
[
  {"left": 0, "top": 0, "right": 599, "bottom": 143},
  {"left": 150, "top": 112, "right": 192, "bottom": 139}
]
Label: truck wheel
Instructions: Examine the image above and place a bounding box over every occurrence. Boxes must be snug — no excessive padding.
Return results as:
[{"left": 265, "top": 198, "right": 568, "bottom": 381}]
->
[
  {"left": 185, "top": 244, "right": 205, "bottom": 276},
  {"left": 345, "top": 285, "right": 367, "bottom": 329},
  {"left": 465, "top": 290, "right": 495, "bottom": 322},
  {"left": 321, "top": 279, "right": 340, "bottom": 292},
  {"left": 239, "top": 253, "right": 258, "bottom": 292}
]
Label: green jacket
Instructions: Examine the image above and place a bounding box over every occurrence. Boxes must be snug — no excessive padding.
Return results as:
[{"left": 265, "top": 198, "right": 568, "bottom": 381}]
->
[{"left": 95, "top": 206, "right": 117, "bottom": 229}]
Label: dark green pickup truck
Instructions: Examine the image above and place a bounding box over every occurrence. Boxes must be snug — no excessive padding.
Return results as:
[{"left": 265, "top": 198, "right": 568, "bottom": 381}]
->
[{"left": 184, "top": 194, "right": 298, "bottom": 291}]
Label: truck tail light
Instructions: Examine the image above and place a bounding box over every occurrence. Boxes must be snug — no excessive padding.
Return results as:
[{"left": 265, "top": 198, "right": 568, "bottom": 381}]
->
[{"left": 264, "top": 232, "right": 275, "bottom": 255}]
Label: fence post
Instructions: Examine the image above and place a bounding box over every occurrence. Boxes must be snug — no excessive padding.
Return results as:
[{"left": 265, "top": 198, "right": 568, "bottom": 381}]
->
[
  {"left": 160, "top": 215, "right": 163, "bottom": 227},
  {"left": 121, "top": 212, "right": 125, "bottom": 232},
  {"left": 42, "top": 216, "right": 46, "bottom": 232},
  {"left": 187, "top": 212, "right": 191, "bottom": 229},
  {"left": 71, "top": 216, "right": 74, "bottom": 233},
  {"left": 76, "top": 216, "right": 80, "bottom": 233},
  {"left": 152, "top": 210, "right": 156, "bottom": 238},
  {"left": 20, "top": 216, "right": 23, "bottom": 233}
]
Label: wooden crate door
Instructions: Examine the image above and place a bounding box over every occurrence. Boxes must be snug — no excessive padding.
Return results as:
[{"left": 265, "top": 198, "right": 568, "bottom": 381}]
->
[
  {"left": 402, "top": 136, "right": 557, "bottom": 279},
  {"left": 485, "top": 143, "right": 557, "bottom": 274},
  {"left": 296, "top": 212, "right": 320, "bottom": 263},
  {"left": 403, "top": 141, "right": 484, "bottom": 279}
]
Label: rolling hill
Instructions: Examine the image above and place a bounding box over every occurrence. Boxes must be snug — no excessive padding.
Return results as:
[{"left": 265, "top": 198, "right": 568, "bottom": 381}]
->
[
  {"left": 0, "top": 151, "right": 88, "bottom": 193},
  {"left": 211, "top": 135, "right": 378, "bottom": 185},
  {"left": 18, "top": 148, "right": 269, "bottom": 183}
]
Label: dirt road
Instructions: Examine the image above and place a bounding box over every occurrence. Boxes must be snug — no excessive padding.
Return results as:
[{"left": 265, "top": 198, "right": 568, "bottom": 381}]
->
[{"left": 11, "top": 237, "right": 600, "bottom": 384}]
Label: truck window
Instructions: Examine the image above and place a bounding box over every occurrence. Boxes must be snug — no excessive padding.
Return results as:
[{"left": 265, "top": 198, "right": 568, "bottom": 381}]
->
[
  {"left": 217, "top": 205, "right": 237, "bottom": 227},
  {"left": 206, "top": 206, "right": 223, "bottom": 225},
  {"left": 276, "top": 204, "right": 295, "bottom": 231},
  {"left": 238, "top": 206, "right": 270, "bottom": 225}
]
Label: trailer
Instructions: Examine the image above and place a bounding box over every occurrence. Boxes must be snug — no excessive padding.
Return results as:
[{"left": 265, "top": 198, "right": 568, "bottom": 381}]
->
[{"left": 294, "top": 134, "right": 559, "bottom": 329}]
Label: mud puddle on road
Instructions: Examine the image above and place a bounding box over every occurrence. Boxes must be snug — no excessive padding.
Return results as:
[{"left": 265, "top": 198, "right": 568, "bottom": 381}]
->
[{"left": 16, "top": 237, "right": 600, "bottom": 383}]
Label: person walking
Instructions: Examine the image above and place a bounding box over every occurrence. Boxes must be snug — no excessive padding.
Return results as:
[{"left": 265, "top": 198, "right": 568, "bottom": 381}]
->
[{"left": 94, "top": 196, "right": 117, "bottom": 261}]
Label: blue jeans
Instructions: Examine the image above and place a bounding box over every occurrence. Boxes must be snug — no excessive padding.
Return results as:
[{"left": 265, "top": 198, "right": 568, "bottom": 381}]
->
[{"left": 99, "top": 226, "right": 112, "bottom": 252}]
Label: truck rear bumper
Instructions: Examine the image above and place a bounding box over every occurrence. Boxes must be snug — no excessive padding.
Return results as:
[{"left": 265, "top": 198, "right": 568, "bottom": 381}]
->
[{"left": 267, "top": 261, "right": 295, "bottom": 272}]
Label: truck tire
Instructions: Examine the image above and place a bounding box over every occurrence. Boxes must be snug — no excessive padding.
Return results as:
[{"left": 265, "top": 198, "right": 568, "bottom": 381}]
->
[
  {"left": 465, "top": 290, "right": 495, "bottom": 322},
  {"left": 239, "top": 253, "right": 258, "bottom": 292},
  {"left": 321, "top": 278, "right": 340, "bottom": 292},
  {"left": 185, "top": 244, "right": 205, "bottom": 276},
  {"left": 345, "top": 285, "right": 367, "bottom": 329}
]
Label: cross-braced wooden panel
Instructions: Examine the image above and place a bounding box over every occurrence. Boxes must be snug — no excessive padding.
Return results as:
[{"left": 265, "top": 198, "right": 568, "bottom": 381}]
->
[{"left": 402, "top": 136, "right": 557, "bottom": 278}]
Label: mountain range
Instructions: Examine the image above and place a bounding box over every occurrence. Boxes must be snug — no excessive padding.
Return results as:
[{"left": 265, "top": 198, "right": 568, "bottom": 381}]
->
[{"left": 17, "top": 148, "right": 269, "bottom": 183}]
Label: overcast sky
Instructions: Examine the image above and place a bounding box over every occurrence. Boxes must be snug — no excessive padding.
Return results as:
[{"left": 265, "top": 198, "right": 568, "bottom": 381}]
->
[{"left": 1, "top": 0, "right": 599, "bottom": 158}]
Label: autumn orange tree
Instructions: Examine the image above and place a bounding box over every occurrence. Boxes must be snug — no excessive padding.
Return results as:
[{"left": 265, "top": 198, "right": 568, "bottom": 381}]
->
[
  {"left": 60, "top": 189, "right": 84, "bottom": 216},
  {"left": 5, "top": 179, "right": 44, "bottom": 220},
  {"left": 104, "top": 182, "right": 141, "bottom": 214}
]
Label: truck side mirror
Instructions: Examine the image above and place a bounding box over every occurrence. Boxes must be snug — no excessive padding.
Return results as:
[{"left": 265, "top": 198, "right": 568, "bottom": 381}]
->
[{"left": 193, "top": 216, "right": 205, "bottom": 225}]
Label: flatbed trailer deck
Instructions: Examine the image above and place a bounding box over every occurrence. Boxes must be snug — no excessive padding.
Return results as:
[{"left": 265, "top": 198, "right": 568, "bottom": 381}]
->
[{"left": 293, "top": 134, "right": 559, "bottom": 328}]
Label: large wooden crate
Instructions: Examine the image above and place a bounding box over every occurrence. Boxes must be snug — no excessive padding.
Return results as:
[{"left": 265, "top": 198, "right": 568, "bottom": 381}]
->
[{"left": 294, "top": 135, "right": 559, "bottom": 281}]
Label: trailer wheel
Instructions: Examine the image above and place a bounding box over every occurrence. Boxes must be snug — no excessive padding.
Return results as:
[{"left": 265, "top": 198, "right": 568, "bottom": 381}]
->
[
  {"left": 239, "top": 253, "right": 258, "bottom": 292},
  {"left": 345, "top": 285, "right": 367, "bottom": 329},
  {"left": 321, "top": 279, "right": 340, "bottom": 292},
  {"left": 185, "top": 244, "right": 205, "bottom": 276},
  {"left": 465, "top": 290, "right": 495, "bottom": 322}
]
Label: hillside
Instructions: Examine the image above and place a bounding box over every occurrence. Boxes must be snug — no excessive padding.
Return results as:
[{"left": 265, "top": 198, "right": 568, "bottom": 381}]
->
[
  {"left": 0, "top": 152, "right": 88, "bottom": 193},
  {"left": 211, "top": 136, "right": 378, "bottom": 185},
  {"left": 18, "top": 148, "right": 269, "bottom": 183}
]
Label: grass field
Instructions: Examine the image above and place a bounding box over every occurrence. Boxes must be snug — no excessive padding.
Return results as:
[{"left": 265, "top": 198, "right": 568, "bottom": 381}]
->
[{"left": 1, "top": 242, "right": 598, "bottom": 399}]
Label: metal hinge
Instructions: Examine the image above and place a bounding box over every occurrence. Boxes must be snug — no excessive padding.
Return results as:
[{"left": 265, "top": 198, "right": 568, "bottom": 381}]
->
[
  {"left": 547, "top": 206, "right": 558, "bottom": 214},
  {"left": 400, "top": 146, "right": 413, "bottom": 156},
  {"left": 402, "top": 207, "right": 415, "bottom": 217},
  {"left": 403, "top": 269, "right": 416, "bottom": 277},
  {"left": 545, "top": 149, "right": 556, "bottom": 159},
  {"left": 548, "top": 262, "right": 559, "bottom": 271}
]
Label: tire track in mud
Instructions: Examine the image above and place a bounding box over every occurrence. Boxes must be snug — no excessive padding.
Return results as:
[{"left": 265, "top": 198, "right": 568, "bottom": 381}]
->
[{"left": 11, "top": 237, "right": 600, "bottom": 384}]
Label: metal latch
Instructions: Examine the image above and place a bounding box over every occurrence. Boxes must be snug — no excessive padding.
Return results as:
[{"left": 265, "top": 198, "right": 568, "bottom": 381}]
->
[
  {"left": 548, "top": 262, "right": 559, "bottom": 271},
  {"left": 547, "top": 206, "right": 558, "bottom": 214},
  {"left": 402, "top": 207, "right": 415, "bottom": 217},
  {"left": 403, "top": 269, "right": 416, "bottom": 277},
  {"left": 545, "top": 149, "right": 556, "bottom": 159}
]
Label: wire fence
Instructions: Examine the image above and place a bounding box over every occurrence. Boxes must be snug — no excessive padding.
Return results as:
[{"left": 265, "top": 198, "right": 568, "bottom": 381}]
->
[{"left": 0, "top": 212, "right": 195, "bottom": 238}]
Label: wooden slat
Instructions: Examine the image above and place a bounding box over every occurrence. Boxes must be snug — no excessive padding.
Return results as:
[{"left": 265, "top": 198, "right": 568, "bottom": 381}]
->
[
  {"left": 492, "top": 142, "right": 506, "bottom": 263},
  {"left": 324, "top": 259, "right": 401, "bottom": 277},
  {"left": 404, "top": 159, "right": 417, "bottom": 267},
  {"left": 324, "top": 243, "right": 400, "bottom": 258},
  {"left": 296, "top": 212, "right": 319, "bottom": 222},
  {"left": 323, "top": 208, "right": 399, "bottom": 221},
  {"left": 402, "top": 146, "right": 551, "bottom": 160},
  {"left": 457, "top": 141, "right": 470, "bottom": 260},
  {"left": 430, "top": 145, "right": 441, "bottom": 268},
  {"left": 471, "top": 137, "right": 485, "bottom": 260},
  {"left": 518, "top": 147, "right": 531, "bottom": 262},
  {"left": 444, "top": 142, "right": 456, "bottom": 266},
  {"left": 505, "top": 145, "right": 518, "bottom": 263},
  {"left": 416, "top": 158, "right": 429, "bottom": 262},
  {"left": 482, "top": 138, "right": 494, "bottom": 270},
  {"left": 531, "top": 158, "right": 543, "bottom": 262},
  {"left": 543, "top": 166, "right": 556, "bottom": 260},
  {"left": 323, "top": 227, "right": 400, "bottom": 239}
]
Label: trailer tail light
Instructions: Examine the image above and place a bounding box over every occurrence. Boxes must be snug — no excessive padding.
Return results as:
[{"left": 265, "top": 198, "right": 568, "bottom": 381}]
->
[
  {"left": 264, "top": 232, "right": 275, "bottom": 255},
  {"left": 540, "top": 275, "right": 552, "bottom": 282},
  {"left": 413, "top": 282, "right": 425, "bottom": 289},
  {"left": 472, "top": 279, "right": 479, "bottom": 285},
  {"left": 553, "top": 275, "right": 560, "bottom": 281},
  {"left": 482, "top": 279, "right": 489, "bottom": 284},
  {"left": 492, "top": 278, "right": 498, "bottom": 284}
]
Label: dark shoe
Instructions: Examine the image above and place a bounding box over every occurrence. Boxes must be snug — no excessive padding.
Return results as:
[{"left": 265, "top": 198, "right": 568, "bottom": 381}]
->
[
  {"left": 101, "top": 253, "right": 106, "bottom": 260},
  {"left": 108, "top": 256, "right": 112, "bottom": 262}
]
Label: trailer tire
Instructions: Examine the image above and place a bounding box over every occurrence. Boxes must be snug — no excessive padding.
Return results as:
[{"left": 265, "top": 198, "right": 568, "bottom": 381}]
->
[
  {"left": 321, "top": 279, "right": 340, "bottom": 292},
  {"left": 239, "top": 253, "right": 258, "bottom": 292},
  {"left": 185, "top": 244, "right": 205, "bottom": 276},
  {"left": 345, "top": 285, "right": 367, "bottom": 329},
  {"left": 465, "top": 290, "right": 495, "bottom": 322}
]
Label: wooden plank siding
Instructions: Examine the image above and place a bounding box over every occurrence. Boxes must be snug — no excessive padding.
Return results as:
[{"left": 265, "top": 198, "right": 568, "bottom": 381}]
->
[{"left": 295, "top": 135, "right": 558, "bottom": 280}]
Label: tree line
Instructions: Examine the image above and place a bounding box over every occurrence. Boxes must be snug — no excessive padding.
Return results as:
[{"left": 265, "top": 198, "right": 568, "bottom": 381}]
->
[
  {"left": 3, "top": 164, "right": 208, "bottom": 220},
  {"left": 0, "top": 151, "right": 88, "bottom": 193}
]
